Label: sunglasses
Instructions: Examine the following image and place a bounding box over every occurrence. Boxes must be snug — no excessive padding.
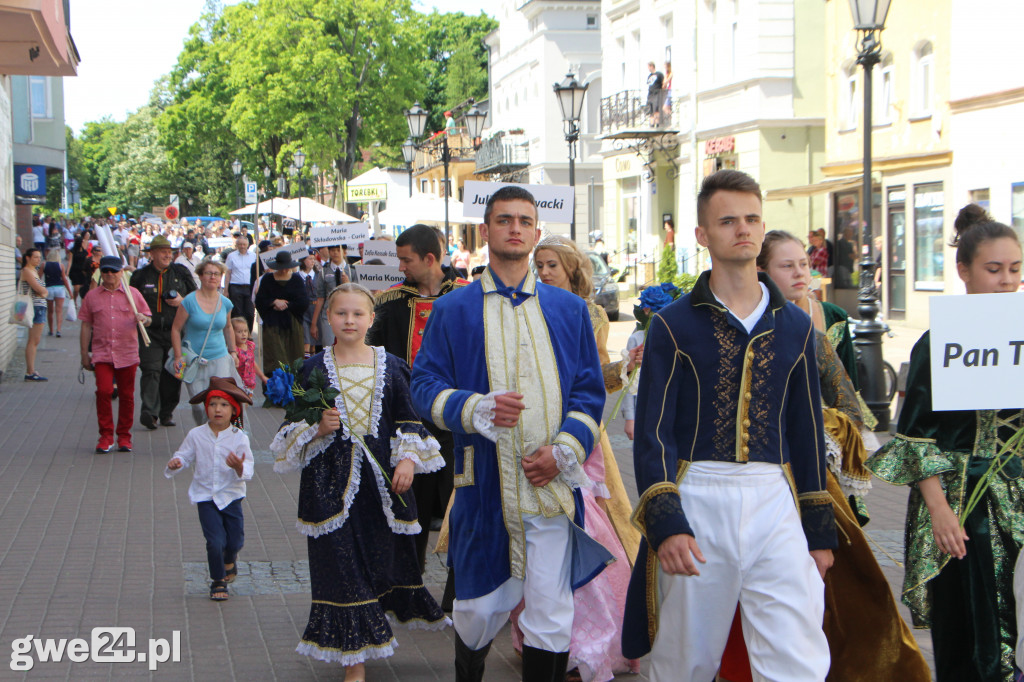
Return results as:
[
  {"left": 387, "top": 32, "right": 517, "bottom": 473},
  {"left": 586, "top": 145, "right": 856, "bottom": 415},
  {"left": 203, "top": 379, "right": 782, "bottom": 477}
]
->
[{"left": 100, "top": 268, "right": 120, "bottom": 274}]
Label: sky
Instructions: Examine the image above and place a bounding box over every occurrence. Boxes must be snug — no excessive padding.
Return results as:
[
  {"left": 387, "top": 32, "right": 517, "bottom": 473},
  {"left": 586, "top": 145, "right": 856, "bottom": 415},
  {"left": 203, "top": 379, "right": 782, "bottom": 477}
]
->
[{"left": 63, "top": 0, "right": 492, "bottom": 134}]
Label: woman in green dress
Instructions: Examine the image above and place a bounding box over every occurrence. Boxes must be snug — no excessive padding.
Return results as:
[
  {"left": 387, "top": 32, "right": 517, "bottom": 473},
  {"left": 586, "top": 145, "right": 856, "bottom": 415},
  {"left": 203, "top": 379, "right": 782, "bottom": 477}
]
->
[{"left": 867, "top": 204, "right": 1024, "bottom": 681}]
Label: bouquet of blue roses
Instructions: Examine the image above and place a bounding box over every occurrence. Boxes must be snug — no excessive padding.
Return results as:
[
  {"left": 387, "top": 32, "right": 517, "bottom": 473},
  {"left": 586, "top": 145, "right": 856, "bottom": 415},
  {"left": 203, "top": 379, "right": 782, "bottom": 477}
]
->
[{"left": 267, "top": 359, "right": 406, "bottom": 506}]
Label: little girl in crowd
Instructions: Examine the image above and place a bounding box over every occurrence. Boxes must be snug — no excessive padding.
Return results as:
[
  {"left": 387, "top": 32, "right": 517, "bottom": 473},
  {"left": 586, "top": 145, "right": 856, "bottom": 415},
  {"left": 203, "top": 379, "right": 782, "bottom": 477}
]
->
[
  {"left": 231, "top": 317, "right": 267, "bottom": 397},
  {"left": 166, "top": 376, "right": 254, "bottom": 602},
  {"left": 270, "top": 283, "right": 449, "bottom": 682}
]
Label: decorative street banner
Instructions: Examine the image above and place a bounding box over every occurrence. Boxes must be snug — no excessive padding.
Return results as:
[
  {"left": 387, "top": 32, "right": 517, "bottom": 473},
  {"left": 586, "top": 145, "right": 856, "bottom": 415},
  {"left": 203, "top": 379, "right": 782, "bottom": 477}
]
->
[
  {"left": 309, "top": 222, "right": 370, "bottom": 248},
  {"left": 362, "top": 239, "right": 399, "bottom": 266},
  {"left": 346, "top": 184, "right": 388, "bottom": 203},
  {"left": 354, "top": 264, "right": 405, "bottom": 289},
  {"left": 259, "top": 241, "right": 309, "bottom": 268},
  {"left": 462, "top": 181, "right": 575, "bottom": 223},
  {"left": 929, "top": 293, "right": 1024, "bottom": 410}
]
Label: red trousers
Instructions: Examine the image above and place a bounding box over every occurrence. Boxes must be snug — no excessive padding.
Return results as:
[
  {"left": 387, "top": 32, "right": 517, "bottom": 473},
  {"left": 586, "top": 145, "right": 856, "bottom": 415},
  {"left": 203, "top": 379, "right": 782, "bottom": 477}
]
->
[{"left": 94, "top": 363, "right": 137, "bottom": 446}]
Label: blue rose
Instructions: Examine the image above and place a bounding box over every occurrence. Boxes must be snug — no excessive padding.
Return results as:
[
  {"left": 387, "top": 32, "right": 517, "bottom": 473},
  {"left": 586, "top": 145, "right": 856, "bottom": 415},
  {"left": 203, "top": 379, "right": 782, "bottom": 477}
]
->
[
  {"left": 266, "top": 368, "right": 296, "bottom": 406},
  {"left": 639, "top": 286, "right": 672, "bottom": 313},
  {"left": 660, "top": 281, "right": 680, "bottom": 298}
]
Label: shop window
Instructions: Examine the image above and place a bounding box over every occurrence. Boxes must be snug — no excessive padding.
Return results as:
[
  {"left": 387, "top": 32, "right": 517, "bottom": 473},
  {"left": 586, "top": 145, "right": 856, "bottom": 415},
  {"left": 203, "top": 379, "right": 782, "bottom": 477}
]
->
[
  {"left": 913, "top": 182, "right": 944, "bottom": 289},
  {"left": 1011, "top": 183, "right": 1024, "bottom": 242},
  {"left": 912, "top": 42, "right": 934, "bottom": 117}
]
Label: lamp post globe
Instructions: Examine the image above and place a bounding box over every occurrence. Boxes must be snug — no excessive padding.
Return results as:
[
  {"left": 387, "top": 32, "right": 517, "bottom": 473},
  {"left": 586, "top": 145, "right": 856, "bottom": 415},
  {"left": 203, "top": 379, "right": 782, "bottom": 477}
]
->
[
  {"left": 293, "top": 149, "right": 305, "bottom": 171},
  {"left": 403, "top": 102, "right": 429, "bottom": 140},
  {"left": 231, "top": 159, "right": 243, "bottom": 209},
  {"left": 553, "top": 73, "right": 589, "bottom": 242},
  {"left": 849, "top": 0, "right": 891, "bottom": 30},
  {"left": 464, "top": 105, "right": 487, "bottom": 140},
  {"left": 231, "top": 159, "right": 242, "bottom": 177}
]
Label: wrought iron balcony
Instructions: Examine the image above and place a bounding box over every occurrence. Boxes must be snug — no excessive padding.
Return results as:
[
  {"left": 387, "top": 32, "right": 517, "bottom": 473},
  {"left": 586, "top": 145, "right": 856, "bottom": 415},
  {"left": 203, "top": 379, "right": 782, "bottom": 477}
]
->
[
  {"left": 600, "top": 89, "right": 674, "bottom": 134},
  {"left": 474, "top": 131, "right": 530, "bottom": 175}
]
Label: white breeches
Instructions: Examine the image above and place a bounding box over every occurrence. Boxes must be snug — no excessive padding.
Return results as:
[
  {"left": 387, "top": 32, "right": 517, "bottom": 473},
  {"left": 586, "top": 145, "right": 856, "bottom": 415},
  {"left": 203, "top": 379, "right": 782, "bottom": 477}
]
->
[
  {"left": 649, "top": 462, "right": 829, "bottom": 682},
  {"left": 453, "top": 513, "right": 574, "bottom": 652}
]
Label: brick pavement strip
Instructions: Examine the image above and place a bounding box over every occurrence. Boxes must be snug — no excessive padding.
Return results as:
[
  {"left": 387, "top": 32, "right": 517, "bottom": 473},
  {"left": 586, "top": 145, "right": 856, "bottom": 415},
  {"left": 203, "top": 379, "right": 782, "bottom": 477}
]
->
[{"left": 0, "top": 317, "right": 933, "bottom": 680}]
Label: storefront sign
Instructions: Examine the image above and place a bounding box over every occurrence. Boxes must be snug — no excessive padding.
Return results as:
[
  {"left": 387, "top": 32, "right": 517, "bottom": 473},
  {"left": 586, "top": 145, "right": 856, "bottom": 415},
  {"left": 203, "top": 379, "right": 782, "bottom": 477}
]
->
[
  {"left": 346, "top": 183, "right": 388, "bottom": 203},
  {"left": 309, "top": 223, "right": 370, "bottom": 248},
  {"left": 14, "top": 165, "right": 46, "bottom": 197},
  {"left": 929, "top": 293, "right": 1024, "bottom": 410},
  {"left": 704, "top": 136, "right": 735, "bottom": 156},
  {"left": 463, "top": 181, "right": 575, "bottom": 223}
]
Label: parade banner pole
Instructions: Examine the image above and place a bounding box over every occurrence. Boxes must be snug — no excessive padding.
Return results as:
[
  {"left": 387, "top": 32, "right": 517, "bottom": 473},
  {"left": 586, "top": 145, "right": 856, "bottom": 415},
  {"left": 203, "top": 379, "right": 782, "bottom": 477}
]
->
[{"left": 95, "top": 224, "right": 150, "bottom": 346}]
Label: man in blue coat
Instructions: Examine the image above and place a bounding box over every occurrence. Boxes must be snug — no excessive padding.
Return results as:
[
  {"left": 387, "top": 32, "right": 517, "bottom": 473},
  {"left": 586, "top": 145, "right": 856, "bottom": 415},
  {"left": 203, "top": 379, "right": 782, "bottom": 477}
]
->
[
  {"left": 623, "top": 170, "right": 837, "bottom": 681},
  {"left": 411, "top": 186, "right": 609, "bottom": 682}
]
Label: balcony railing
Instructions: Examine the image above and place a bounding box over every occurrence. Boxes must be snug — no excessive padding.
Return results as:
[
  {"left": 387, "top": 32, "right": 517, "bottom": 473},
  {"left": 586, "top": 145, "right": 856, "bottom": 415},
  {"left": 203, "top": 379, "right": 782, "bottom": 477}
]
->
[
  {"left": 600, "top": 89, "right": 675, "bottom": 134},
  {"left": 413, "top": 129, "right": 478, "bottom": 172},
  {"left": 474, "top": 131, "right": 529, "bottom": 174}
]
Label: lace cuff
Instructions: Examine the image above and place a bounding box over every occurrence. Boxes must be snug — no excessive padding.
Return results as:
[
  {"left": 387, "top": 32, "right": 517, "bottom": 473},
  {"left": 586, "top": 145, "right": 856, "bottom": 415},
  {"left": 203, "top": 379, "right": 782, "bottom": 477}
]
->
[
  {"left": 553, "top": 443, "right": 593, "bottom": 490},
  {"left": 390, "top": 429, "right": 444, "bottom": 474},
  {"left": 471, "top": 391, "right": 505, "bottom": 442},
  {"left": 270, "top": 420, "right": 331, "bottom": 473},
  {"left": 620, "top": 348, "right": 640, "bottom": 396},
  {"left": 591, "top": 481, "right": 611, "bottom": 499}
]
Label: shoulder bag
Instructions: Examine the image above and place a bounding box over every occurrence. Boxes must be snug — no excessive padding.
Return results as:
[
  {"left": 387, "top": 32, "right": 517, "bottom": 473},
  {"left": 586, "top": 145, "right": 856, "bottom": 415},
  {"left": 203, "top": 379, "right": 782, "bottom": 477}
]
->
[{"left": 164, "top": 296, "right": 221, "bottom": 383}]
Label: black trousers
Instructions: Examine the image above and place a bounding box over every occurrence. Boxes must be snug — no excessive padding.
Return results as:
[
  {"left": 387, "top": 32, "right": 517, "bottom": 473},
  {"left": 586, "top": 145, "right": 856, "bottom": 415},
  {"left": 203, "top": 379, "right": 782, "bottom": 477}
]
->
[
  {"left": 137, "top": 328, "right": 182, "bottom": 421},
  {"left": 228, "top": 284, "right": 254, "bottom": 331}
]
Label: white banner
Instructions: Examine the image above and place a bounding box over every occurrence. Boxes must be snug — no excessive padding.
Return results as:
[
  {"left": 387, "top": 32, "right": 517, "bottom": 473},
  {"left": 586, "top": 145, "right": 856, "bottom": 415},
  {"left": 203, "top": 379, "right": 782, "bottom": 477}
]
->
[
  {"left": 309, "top": 222, "right": 370, "bottom": 248},
  {"left": 354, "top": 265, "right": 405, "bottom": 289},
  {"left": 929, "top": 293, "right": 1024, "bottom": 410},
  {"left": 259, "top": 242, "right": 309, "bottom": 268},
  {"left": 206, "top": 237, "right": 234, "bottom": 250},
  {"left": 361, "top": 240, "right": 399, "bottom": 266},
  {"left": 462, "top": 181, "right": 575, "bottom": 223}
]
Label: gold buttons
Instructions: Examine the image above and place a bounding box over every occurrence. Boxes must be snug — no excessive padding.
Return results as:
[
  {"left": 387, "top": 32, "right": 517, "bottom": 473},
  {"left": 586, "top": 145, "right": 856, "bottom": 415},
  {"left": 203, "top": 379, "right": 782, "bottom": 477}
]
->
[
  {"left": 742, "top": 433, "right": 750, "bottom": 442},
  {"left": 742, "top": 445, "right": 750, "bottom": 455},
  {"left": 745, "top": 392, "right": 752, "bottom": 401},
  {"left": 746, "top": 351, "right": 754, "bottom": 361},
  {"left": 743, "top": 419, "right": 750, "bottom": 427}
]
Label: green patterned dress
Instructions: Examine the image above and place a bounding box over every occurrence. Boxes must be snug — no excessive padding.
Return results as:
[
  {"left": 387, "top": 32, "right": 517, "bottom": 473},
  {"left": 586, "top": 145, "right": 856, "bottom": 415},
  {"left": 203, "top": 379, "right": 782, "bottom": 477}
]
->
[{"left": 866, "top": 331, "right": 1024, "bottom": 681}]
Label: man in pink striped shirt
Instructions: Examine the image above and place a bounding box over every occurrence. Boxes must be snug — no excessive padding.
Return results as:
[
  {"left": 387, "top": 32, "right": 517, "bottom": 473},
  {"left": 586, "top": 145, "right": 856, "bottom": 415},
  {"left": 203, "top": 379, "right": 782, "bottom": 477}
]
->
[{"left": 79, "top": 256, "right": 152, "bottom": 453}]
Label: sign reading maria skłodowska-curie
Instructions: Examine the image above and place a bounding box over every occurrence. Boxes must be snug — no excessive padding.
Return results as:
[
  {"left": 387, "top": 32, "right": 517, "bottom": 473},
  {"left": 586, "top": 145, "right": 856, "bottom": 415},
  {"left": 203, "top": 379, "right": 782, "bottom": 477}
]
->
[
  {"left": 930, "top": 292, "right": 1024, "bottom": 410},
  {"left": 462, "top": 181, "right": 575, "bottom": 223}
]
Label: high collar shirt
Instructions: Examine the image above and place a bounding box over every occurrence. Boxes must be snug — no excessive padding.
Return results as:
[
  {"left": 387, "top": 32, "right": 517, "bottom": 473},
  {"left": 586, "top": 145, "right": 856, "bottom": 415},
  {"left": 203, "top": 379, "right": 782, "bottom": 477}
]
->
[
  {"left": 164, "top": 425, "right": 254, "bottom": 509},
  {"left": 78, "top": 284, "right": 152, "bottom": 369}
]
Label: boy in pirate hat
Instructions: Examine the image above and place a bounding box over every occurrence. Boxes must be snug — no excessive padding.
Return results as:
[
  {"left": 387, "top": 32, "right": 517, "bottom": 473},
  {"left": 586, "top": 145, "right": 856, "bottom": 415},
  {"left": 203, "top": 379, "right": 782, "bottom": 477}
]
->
[{"left": 165, "top": 376, "right": 254, "bottom": 601}]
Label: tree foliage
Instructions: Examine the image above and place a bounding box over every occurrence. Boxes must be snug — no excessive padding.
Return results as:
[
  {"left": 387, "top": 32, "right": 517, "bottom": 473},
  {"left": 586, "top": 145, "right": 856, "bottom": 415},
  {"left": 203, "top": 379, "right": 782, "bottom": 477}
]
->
[{"left": 420, "top": 11, "right": 497, "bottom": 132}]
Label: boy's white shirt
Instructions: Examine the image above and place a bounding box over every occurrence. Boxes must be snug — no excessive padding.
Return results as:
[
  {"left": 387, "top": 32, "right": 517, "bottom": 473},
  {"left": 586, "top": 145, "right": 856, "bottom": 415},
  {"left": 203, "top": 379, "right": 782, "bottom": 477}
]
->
[{"left": 165, "top": 424, "right": 254, "bottom": 509}]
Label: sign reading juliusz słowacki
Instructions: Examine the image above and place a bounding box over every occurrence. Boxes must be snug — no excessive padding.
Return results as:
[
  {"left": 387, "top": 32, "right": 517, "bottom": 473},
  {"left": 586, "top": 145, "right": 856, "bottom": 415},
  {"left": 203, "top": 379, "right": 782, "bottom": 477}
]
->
[
  {"left": 929, "top": 293, "right": 1024, "bottom": 410},
  {"left": 462, "top": 181, "right": 575, "bottom": 223}
]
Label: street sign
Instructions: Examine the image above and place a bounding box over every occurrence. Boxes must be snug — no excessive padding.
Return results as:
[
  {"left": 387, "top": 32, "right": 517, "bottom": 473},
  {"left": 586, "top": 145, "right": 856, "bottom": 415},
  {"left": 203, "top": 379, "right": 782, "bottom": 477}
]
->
[
  {"left": 346, "top": 183, "right": 388, "bottom": 203},
  {"left": 463, "top": 181, "right": 575, "bottom": 223},
  {"left": 164, "top": 205, "right": 180, "bottom": 221},
  {"left": 169, "top": 194, "right": 180, "bottom": 210},
  {"left": 244, "top": 182, "right": 258, "bottom": 204},
  {"left": 58, "top": 208, "right": 73, "bottom": 215},
  {"left": 107, "top": 207, "right": 117, "bottom": 216},
  {"left": 69, "top": 178, "right": 79, "bottom": 191},
  {"left": 308, "top": 223, "right": 370, "bottom": 248}
]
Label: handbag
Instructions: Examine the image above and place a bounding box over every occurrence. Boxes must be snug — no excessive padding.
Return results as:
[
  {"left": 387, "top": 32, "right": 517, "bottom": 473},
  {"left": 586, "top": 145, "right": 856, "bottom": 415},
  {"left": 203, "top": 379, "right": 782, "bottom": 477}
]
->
[
  {"left": 64, "top": 296, "right": 78, "bottom": 322},
  {"left": 164, "top": 297, "right": 221, "bottom": 383},
  {"left": 8, "top": 283, "right": 33, "bottom": 329}
]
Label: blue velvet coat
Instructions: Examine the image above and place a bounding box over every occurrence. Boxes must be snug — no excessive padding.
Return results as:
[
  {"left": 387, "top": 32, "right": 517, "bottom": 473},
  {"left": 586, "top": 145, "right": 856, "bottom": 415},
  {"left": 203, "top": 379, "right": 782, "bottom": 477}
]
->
[{"left": 410, "top": 268, "right": 609, "bottom": 600}]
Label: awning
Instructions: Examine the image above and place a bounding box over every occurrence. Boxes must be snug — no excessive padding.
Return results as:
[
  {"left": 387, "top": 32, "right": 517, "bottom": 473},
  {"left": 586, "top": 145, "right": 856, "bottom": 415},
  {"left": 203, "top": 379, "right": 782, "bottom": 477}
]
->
[{"left": 764, "top": 176, "right": 864, "bottom": 201}]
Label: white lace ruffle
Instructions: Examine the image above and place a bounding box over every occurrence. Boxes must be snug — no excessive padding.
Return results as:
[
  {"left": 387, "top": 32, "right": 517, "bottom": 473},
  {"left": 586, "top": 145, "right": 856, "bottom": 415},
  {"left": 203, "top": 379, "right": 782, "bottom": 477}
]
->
[
  {"left": 620, "top": 349, "right": 640, "bottom": 396},
  {"left": 386, "top": 614, "right": 453, "bottom": 631},
  {"left": 553, "top": 443, "right": 593, "bottom": 490},
  {"left": 471, "top": 391, "right": 503, "bottom": 442},
  {"left": 390, "top": 429, "right": 444, "bottom": 474},
  {"left": 590, "top": 482, "right": 611, "bottom": 499},
  {"left": 824, "top": 431, "right": 872, "bottom": 499},
  {"left": 296, "top": 638, "right": 396, "bottom": 665},
  {"left": 296, "top": 439, "right": 363, "bottom": 538},
  {"left": 322, "top": 350, "right": 353, "bottom": 441},
  {"left": 367, "top": 346, "right": 387, "bottom": 438},
  {"left": 362, "top": 440, "right": 422, "bottom": 536},
  {"left": 271, "top": 421, "right": 333, "bottom": 474}
]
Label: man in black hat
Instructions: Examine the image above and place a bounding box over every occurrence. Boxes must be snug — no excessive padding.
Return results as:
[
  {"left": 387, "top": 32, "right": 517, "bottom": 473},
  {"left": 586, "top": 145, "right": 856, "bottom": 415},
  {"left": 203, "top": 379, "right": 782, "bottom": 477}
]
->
[{"left": 130, "top": 234, "right": 197, "bottom": 429}]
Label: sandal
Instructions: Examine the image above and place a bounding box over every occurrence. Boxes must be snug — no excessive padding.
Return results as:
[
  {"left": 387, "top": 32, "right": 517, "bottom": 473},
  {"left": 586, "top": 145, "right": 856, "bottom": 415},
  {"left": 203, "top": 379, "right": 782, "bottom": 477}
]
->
[
  {"left": 209, "top": 580, "right": 229, "bottom": 601},
  {"left": 224, "top": 564, "right": 237, "bottom": 583}
]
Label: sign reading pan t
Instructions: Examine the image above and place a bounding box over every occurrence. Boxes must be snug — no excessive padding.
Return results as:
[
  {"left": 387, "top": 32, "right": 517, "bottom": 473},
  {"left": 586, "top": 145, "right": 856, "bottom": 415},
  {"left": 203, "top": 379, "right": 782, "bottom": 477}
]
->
[{"left": 462, "top": 181, "right": 575, "bottom": 223}]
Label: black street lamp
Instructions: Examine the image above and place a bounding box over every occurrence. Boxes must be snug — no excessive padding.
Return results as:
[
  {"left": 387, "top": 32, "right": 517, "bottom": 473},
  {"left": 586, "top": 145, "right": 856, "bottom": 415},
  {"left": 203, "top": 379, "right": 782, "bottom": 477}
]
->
[
  {"left": 553, "top": 73, "right": 589, "bottom": 242},
  {"left": 401, "top": 137, "right": 416, "bottom": 198},
  {"left": 404, "top": 102, "right": 486, "bottom": 242},
  {"left": 311, "top": 163, "right": 319, "bottom": 204},
  {"left": 231, "top": 159, "right": 242, "bottom": 209},
  {"left": 850, "top": 0, "right": 892, "bottom": 430},
  {"left": 293, "top": 149, "right": 306, "bottom": 231},
  {"left": 262, "top": 166, "right": 271, "bottom": 242}
]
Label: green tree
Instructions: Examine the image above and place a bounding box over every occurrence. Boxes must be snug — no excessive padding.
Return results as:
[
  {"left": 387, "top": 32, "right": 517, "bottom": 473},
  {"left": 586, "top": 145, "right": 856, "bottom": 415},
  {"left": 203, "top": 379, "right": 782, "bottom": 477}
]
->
[{"left": 420, "top": 11, "right": 497, "bottom": 131}]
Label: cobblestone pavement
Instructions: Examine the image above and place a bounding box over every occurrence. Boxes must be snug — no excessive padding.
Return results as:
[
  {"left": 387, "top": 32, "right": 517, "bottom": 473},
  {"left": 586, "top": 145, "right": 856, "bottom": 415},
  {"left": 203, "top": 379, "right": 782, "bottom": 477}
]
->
[{"left": 0, "top": 308, "right": 933, "bottom": 680}]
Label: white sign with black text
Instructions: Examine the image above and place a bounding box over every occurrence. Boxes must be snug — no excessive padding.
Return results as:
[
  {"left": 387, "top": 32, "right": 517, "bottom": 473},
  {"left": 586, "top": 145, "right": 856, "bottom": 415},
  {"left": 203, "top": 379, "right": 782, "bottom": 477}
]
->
[
  {"left": 354, "top": 265, "right": 405, "bottom": 289},
  {"left": 309, "top": 223, "right": 370, "bottom": 248},
  {"left": 259, "top": 242, "right": 309, "bottom": 268},
  {"left": 929, "top": 293, "right": 1024, "bottom": 410},
  {"left": 462, "top": 181, "right": 575, "bottom": 223},
  {"left": 361, "top": 240, "right": 399, "bottom": 267}
]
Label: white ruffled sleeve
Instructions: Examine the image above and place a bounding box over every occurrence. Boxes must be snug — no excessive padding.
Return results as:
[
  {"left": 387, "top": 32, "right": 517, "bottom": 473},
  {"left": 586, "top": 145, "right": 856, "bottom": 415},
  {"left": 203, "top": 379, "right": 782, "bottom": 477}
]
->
[
  {"left": 390, "top": 428, "right": 444, "bottom": 474},
  {"left": 270, "top": 420, "right": 333, "bottom": 473},
  {"left": 470, "top": 391, "right": 504, "bottom": 442},
  {"left": 552, "top": 443, "right": 593, "bottom": 490}
]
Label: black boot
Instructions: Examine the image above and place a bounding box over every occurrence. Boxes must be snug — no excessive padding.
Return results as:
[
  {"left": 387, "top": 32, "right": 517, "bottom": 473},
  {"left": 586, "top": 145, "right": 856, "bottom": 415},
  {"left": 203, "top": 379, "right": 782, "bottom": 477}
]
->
[
  {"left": 455, "top": 633, "right": 491, "bottom": 682},
  {"left": 521, "top": 645, "right": 570, "bottom": 682}
]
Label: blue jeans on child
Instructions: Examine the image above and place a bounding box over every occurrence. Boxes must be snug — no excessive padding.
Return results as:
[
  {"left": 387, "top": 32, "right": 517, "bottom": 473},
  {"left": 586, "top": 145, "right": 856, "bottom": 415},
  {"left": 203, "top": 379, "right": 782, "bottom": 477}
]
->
[{"left": 197, "top": 498, "right": 244, "bottom": 581}]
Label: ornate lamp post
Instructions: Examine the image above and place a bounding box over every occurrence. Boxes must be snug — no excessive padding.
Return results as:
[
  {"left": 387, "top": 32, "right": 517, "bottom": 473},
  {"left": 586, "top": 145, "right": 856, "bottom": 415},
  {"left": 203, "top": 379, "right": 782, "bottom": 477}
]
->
[
  {"left": 293, "top": 149, "right": 306, "bottom": 231},
  {"left": 553, "top": 73, "right": 589, "bottom": 242},
  {"left": 401, "top": 137, "right": 416, "bottom": 198},
  {"left": 850, "top": 0, "right": 892, "bottom": 430},
  {"left": 311, "top": 163, "right": 319, "bottom": 204},
  {"left": 404, "top": 102, "right": 486, "bottom": 242},
  {"left": 231, "top": 159, "right": 242, "bottom": 209}
]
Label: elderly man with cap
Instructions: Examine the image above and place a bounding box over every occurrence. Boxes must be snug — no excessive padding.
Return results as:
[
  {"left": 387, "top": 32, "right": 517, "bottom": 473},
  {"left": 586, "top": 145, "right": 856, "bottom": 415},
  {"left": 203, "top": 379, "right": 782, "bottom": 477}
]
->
[
  {"left": 175, "top": 241, "right": 202, "bottom": 286},
  {"left": 131, "top": 234, "right": 198, "bottom": 429},
  {"left": 80, "top": 256, "right": 153, "bottom": 453}
]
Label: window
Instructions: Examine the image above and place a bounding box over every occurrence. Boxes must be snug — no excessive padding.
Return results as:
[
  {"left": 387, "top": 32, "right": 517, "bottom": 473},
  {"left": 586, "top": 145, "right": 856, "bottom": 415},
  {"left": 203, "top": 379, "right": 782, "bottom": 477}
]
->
[
  {"left": 970, "top": 188, "right": 990, "bottom": 213},
  {"left": 586, "top": 15, "right": 598, "bottom": 29},
  {"left": 1012, "top": 183, "right": 1024, "bottom": 242},
  {"left": 913, "top": 182, "right": 944, "bottom": 289},
  {"left": 29, "top": 76, "right": 50, "bottom": 119},
  {"left": 841, "top": 66, "right": 858, "bottom": 130},
  {"left": 876, "top": 55, "right": 894, "bottom": 124},
  {"left": 912, "top": 42, "right": 934, "bottom": 116},
  {"left": 662, "top": 14, "right": 674, "bottom": 41}
]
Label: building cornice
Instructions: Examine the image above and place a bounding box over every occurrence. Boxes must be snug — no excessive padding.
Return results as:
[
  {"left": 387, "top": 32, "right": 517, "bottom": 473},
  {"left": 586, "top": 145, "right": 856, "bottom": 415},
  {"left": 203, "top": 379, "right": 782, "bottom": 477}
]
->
[
  {"left": 605, "top": 0, "right": 640, "bottom": 21},
  {"left": 697, "top": 76, "right": 795, "bottom": 101},
  {"left": 697, "top": 118, "right": 825, "bottom": 139},
  {"left": 821, "top": 150, "right": 953, "bottom": 177},
  {"left": 517, "top": 0, "right": 601, "bottom": 20},
  {"left": 949, "top": 86, "right": 1024, "bottom": 114}
]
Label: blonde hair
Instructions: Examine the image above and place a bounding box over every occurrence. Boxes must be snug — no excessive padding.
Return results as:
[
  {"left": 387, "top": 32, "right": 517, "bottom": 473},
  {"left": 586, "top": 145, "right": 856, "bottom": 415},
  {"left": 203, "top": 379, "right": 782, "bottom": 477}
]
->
[
  {"left": 45, "top": 248, "right": 62, "bottom": 263},
  {"left": 230, "top": 317, "right": 248, "bottom": 332},
  {"left": 196, "top": 257, "right": 226, "bottom": 277},
  {"left": 326, "top": 282, "right": 376, "bottom": 312},
  {"left": 533, "top": 235, "right": 593, "bottom": 299}
]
